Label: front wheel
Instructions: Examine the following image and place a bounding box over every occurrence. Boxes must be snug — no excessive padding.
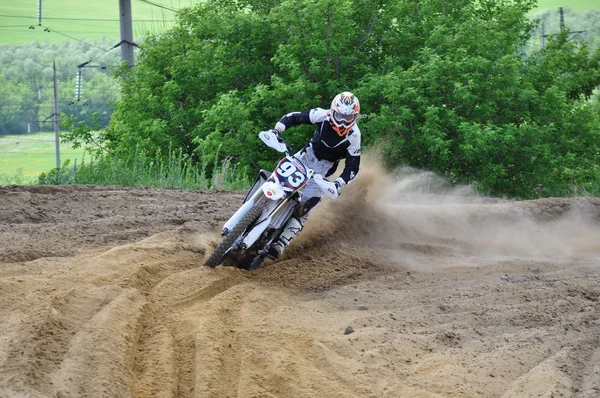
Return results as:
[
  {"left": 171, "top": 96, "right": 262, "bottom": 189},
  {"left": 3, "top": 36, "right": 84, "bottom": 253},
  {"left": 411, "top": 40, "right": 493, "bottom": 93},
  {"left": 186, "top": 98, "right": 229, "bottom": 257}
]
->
[{"left": 203, "top": 206, "right": 262, "bottom": 268}]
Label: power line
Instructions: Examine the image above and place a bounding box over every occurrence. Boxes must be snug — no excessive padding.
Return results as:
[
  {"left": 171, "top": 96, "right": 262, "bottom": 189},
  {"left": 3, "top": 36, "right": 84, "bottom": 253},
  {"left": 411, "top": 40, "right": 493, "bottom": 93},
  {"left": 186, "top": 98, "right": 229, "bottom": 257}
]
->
[
  {"left": 0, "top": 14, "right": 176, "bottom": 22},
  {"left": 135, "top": 0, "right": 178, "bottom": 13},
  {"left": 0, "top": 28, "right": 123, "bottom": 34},
  {"left": 35, "top": 24, "right": 111, "bottom": 52},
  {"left": 82, "top": 46, "right": 121, "bottom": 65}
]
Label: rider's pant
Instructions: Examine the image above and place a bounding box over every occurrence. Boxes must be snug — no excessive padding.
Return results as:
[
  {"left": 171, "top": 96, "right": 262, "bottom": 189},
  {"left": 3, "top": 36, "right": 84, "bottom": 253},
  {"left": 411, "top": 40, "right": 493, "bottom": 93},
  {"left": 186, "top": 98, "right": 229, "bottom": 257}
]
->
[{"left": 294, "top": 146, "right": 334, "bottom": 223}]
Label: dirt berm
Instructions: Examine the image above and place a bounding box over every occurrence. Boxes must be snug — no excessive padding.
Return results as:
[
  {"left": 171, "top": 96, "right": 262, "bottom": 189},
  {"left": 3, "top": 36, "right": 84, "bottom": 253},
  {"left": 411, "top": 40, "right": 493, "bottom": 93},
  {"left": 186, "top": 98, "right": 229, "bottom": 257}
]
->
[{"left": 1, "top": 167, "right": 599, "bottom": 397}]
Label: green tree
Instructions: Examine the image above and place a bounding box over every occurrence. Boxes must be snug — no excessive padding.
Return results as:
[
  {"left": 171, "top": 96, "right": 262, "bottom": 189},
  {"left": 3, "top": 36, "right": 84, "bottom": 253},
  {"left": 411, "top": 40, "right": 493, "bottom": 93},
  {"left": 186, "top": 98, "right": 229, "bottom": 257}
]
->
[
  {"left": 0, "top": 40, "right": 120, "bottom": 135},
  {"left": 357, "top": 2, "right": 600, "bottom": 197},
  {"left": 98, "top": 0, "right": 600, "bottom": 198},
  {"left": 0, "top": 74, "right": 34, "bottom": 133}
]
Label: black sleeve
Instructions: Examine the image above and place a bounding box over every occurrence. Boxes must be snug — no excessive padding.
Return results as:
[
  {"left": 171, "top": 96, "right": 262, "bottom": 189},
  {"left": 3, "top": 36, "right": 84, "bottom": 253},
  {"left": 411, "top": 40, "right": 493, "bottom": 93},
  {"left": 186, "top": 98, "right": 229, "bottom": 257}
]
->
[
  {"left": 278, "top": 111, "right": 312, "bottom": 130},
  {"left": 339, "top": 154, "right": 360, "bottom": 184}
]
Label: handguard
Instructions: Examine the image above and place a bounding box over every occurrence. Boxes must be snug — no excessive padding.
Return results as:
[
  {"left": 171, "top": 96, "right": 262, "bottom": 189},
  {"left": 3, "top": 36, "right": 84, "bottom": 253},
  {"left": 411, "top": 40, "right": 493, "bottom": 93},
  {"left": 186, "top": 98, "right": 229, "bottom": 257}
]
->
[
  {"left": 259, "top": 130, "right": 287, "bottom": 153},
  {"left": 313, "top": 174, "right": 340, "bottom": 199}
]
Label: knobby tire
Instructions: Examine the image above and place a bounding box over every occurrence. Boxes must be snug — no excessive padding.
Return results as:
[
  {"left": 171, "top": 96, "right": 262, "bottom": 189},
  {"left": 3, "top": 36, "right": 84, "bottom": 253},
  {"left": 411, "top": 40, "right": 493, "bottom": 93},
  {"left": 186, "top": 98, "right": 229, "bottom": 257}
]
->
[{"left": 203, "top": 206, "right": 263, "bottom": 268}]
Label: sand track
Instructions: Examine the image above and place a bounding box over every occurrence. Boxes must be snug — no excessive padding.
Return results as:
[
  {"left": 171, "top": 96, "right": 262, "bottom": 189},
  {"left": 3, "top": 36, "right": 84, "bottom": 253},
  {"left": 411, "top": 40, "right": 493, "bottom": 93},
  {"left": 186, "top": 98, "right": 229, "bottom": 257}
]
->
[{"left": 1, "top": 180, "right": 600, "bottom": 397}]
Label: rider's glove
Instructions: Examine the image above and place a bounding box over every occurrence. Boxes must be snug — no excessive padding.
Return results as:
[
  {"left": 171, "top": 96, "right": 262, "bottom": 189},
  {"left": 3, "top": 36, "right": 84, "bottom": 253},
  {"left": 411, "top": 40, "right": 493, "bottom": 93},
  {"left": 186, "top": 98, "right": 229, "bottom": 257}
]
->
[
  {"left": 269, "top": 129, "right": 284, "bottom": 143},
  {"left": 334, "top": 180, "right": 342, "bottom": 197}
]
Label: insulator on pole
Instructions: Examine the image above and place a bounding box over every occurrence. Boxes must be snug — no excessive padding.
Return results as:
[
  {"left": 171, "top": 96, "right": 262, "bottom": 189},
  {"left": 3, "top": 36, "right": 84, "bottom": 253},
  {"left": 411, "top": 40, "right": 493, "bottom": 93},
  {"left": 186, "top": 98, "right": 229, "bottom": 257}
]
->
[{"left": 76, "top": 69, "right": 82, "bottom": 100}]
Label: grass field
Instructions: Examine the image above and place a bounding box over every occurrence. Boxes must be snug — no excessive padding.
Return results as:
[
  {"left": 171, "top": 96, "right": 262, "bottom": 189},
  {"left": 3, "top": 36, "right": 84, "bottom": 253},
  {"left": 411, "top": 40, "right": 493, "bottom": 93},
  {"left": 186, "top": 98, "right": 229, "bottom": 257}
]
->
[
  {"left": 0, "top": 0, "right": 596, "bottom": 45},
  {"left": 0, "top": 0, "right": 203, "bottom": 45},
  {"left": 533, "top": 0, "right": 600, "bottom": 12},
  {"left": 0, "top": 132, "right": 87, "bottom": 184}
]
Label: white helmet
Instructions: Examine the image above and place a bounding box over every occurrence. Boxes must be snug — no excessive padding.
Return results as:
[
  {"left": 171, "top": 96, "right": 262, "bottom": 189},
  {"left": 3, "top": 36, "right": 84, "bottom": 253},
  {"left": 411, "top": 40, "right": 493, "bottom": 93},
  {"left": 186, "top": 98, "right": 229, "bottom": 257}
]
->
[{"left": 329, "top": 91, "right": 360, "bottom": 136}]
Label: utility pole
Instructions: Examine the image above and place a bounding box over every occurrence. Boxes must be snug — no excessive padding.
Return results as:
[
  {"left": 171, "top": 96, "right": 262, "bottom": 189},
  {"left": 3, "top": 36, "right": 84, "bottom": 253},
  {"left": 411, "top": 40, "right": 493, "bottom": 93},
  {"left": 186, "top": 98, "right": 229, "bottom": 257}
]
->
[
  {"left": 53, "top": 61, "right": 60, "bottom": 168},
  {"left": 119, "top": 0, "right": 135, "bottom": 67},
  {"left": 541, "top": 8, "right": 587, "bottom": 46},
  {"left": 541, "top": 21, "right": 545, "bottom": 48},
  {"left": 37, "top": 0, "right": 42, "bottom": 25},
  {"left": 559, "top": 7, "right": 565, "bottom": 31}
]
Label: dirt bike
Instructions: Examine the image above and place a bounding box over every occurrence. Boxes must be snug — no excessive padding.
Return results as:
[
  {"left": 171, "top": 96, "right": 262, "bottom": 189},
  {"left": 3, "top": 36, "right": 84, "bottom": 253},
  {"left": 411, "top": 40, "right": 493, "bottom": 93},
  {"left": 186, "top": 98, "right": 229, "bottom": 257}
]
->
[{"left": 203, "top": 130, "right": 339, "bottom": 271}]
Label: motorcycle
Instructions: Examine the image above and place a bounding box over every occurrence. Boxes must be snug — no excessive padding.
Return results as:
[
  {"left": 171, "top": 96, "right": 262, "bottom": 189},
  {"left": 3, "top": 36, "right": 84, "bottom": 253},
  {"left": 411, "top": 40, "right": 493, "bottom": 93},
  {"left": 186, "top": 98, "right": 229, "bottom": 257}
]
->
[{"left": 203, "top": 130, "right": 340, "bottom": 271}]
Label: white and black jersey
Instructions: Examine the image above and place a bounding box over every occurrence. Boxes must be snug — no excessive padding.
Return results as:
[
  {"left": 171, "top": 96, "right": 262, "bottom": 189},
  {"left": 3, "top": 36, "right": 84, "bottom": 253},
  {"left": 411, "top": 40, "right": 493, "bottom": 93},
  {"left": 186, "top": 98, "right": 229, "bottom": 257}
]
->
[{"left": 275, "top": 108, "right": 361, "bottom": 185}]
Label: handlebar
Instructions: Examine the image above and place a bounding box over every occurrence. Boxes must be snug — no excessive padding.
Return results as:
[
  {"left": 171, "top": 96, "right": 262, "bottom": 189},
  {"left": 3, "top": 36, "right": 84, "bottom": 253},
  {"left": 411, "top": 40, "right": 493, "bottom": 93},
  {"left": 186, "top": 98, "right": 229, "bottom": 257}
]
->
[{"left": 259, "top": 130, "right": 290, "bottom": 153}]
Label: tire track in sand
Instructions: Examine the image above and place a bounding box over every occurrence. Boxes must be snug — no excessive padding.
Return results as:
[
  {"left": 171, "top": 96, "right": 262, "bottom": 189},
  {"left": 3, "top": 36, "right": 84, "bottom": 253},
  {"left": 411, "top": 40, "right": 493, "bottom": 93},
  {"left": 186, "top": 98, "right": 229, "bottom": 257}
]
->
[
  {"left": 130, "top": 221, "right": 397, "bottom": 398},
  {"left": 3, "top": 183, "right": 600, "bottom": 398}
]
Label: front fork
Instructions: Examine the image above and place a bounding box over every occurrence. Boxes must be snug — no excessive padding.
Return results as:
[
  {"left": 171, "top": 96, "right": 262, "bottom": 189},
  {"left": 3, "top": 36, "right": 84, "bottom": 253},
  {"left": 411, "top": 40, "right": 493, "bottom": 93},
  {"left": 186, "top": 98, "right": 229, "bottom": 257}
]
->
[
  {"left": 221, "top": 188, "right": 265, "bottom": 236},
  {"left": 221, "top": 174, "right": 300, "bottom": 252},
  {"left": 240, "top": 194, "right": 298, "bottom": 250}
]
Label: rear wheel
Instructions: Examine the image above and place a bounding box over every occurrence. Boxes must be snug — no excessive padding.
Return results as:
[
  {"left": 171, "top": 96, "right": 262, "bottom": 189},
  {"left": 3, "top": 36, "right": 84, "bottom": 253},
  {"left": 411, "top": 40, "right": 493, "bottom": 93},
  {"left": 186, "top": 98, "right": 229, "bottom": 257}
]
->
[{"left": 203, "top": 206, "right": 262, "bottom": 268}]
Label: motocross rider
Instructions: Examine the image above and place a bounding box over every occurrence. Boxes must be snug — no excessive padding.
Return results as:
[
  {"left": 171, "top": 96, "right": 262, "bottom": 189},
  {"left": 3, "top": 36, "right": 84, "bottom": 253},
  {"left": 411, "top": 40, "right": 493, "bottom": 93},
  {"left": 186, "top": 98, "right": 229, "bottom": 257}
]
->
[{"left": 267, "top": 91, "right": 361, "bottom": 258}]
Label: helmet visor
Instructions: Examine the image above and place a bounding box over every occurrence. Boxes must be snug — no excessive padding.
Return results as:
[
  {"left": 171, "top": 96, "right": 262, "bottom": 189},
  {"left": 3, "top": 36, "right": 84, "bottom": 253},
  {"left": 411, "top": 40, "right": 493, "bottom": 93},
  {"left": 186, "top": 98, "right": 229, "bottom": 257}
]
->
[{"left": 332, "top": 110, "right": 358, "bottom": 125}]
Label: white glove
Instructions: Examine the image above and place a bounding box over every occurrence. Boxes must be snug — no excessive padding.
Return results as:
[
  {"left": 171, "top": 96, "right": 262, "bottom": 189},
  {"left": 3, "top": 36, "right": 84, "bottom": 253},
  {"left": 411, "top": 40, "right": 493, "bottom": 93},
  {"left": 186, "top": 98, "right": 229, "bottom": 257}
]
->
[
  {"left": 334, "top": 180, "right": 342, "bottom": 196},
  {"left": 313, "top": 174, "right": 341, "bottom": 199},
  {"left": 258, "top": 130, "right": 287, "bottom": 152}
]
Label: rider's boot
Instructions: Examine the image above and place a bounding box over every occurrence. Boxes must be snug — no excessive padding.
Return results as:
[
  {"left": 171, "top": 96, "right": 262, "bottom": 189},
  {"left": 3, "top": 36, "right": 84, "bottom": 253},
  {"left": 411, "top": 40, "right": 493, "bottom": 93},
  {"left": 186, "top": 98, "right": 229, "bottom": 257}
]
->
[{"left": 269, "top": 217, "right": 303, "bottom": 259}]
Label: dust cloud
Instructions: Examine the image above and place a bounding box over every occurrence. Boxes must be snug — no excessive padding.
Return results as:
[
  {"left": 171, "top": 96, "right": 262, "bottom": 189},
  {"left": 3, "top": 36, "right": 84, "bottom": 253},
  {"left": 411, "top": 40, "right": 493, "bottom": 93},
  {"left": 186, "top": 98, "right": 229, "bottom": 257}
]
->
[{"left": 298, "top": 155, "right": 600, "bottom": 271}]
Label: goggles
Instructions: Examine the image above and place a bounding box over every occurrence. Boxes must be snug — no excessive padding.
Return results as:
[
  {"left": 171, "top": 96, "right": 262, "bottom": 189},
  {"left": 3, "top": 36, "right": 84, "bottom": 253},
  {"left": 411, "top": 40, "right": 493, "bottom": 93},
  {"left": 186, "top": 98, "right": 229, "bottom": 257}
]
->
[{"left": 332, "top": 110, "right": 358, "bottom": 125}]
